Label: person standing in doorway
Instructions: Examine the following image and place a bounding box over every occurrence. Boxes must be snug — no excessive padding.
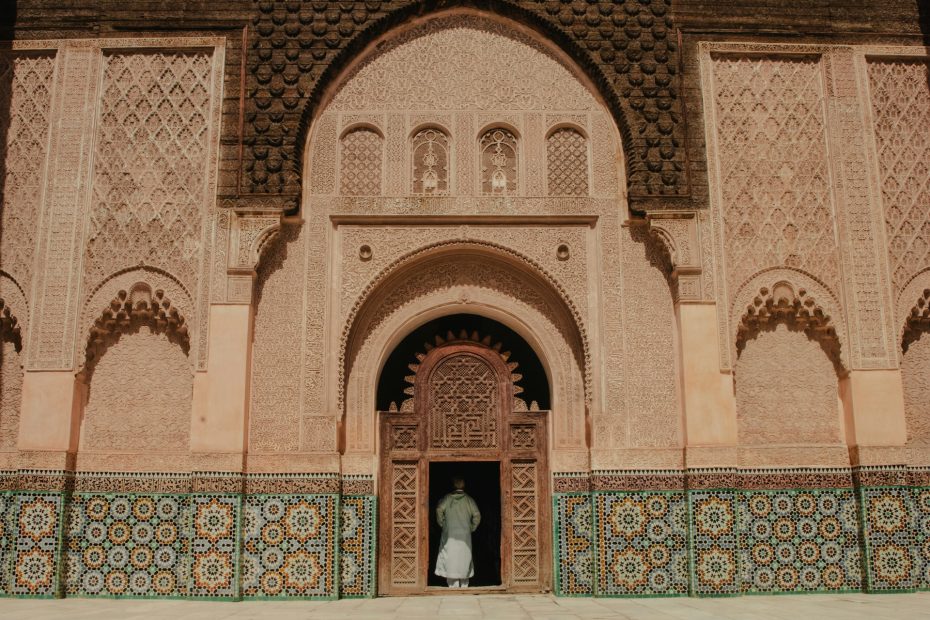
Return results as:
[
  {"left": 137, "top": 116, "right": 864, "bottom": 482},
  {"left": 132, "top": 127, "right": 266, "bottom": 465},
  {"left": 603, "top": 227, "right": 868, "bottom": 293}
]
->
[{"left": 435, "top": 476, "right": 481, "bottom": 588}]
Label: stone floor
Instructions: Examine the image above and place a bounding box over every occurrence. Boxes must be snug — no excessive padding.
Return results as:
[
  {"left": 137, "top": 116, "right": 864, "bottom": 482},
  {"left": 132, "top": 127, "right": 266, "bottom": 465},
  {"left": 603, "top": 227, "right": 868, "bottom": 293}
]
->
[{"left": 1, "top": 593, "right": 930, "bottom": 620}]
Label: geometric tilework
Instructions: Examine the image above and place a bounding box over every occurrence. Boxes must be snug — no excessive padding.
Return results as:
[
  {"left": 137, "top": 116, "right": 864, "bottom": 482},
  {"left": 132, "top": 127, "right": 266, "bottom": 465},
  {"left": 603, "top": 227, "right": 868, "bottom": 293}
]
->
[
  {"left": 241, "top": 495, "right": 336, "bottom": 599},
  {"left": 340, "top": 495, "right": 376, "bottom": 598},
  {"left": 915, "top": 488, "right": 930, "bottom": 590},
  {"left": 554, "top": 494, "right": 593, "bottom": 596},
  {"left": 860, "top": 487, "right": 917, "bottom": 592},
  {"left": 0, "top": 493, "right": 14, "bottom": 595},
  {"left": 738, "top": 490, "right": 862, "bottom": 593},
  {"left": 10, "top": 493, "right": 63, "bottom": 597},
  {"left": 689, "top": 491, "right": 740, "bottom": 596},
  {"left": 190, "top": 495, "right": 240, "bottom": 598},
  {"left": 64, "top": 494, "right": 190, "bottom": 598},
  {"left": 593, "top": 492, "right": 688, "bottom": 596}
]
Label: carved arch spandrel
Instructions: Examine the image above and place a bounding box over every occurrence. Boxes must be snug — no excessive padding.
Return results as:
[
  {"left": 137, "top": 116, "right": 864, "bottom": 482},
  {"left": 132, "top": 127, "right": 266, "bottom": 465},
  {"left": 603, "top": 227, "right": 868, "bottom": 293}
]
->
[
  {"left": 81, "top": 282, "right": 191, "bottom": 379},
  {"left": 343, "top": 250, "right": 588, "bottom": 466},
  {"left": 728, "top": 268, "right": 849, "bottom": 373},
  {"left": 244, "top": 3, "right": 686, "bottom": 207},
  {"left": 341, "top": 241, "right": 591, "bottom": 410},
  {"left": 735, "top": 282, "right": 845, "bottom": 376},
  {"left": 77, "top": 267, "right": 193, "bottom": 370}
]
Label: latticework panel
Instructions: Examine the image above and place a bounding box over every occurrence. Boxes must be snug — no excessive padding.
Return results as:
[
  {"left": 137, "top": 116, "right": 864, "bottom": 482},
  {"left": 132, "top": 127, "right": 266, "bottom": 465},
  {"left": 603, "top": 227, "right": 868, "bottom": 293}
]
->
[
  {"left": 511, "top": 461, "right": 539, "bottom": 584},
  {"left": 428, "top": 353, "right": 499, "bottom": 449},
  {"left": 340, "top": 128, "right": 382, "bottom": 195},
  {"left": 0, "top": 52, "right": 55, "bottom": 297},
  {"left": 480, "top": 128, "right": 517, "bottom": 195},
  {"left": 411, "top": 128, "right": 449, "bottom": 194},
  {"left": 867, "top": 59, "right": 930, "bottom": 296},
  {"left": 547, "top": 128, "right": 588, "bottom": 196},
  {"left": 710, "top": 55, "right": 838, "bottom": 293},
  {"left": 85, "top": 51, "right": 214, "bottom": 293},
  {"left": 389, "top": 462, "right": 419, "bottom": 587}
]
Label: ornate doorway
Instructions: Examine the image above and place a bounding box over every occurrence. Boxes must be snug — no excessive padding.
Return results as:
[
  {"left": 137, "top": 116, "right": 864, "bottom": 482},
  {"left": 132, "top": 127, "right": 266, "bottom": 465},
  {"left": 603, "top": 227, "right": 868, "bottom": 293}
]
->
[{"left": 378, "top": 330, "right": 550, "bottom": 594}]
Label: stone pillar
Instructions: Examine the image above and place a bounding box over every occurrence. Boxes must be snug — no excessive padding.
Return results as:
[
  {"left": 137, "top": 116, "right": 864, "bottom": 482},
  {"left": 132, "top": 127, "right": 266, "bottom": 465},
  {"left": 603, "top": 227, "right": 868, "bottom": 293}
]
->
[
  {"left": 647, "top": 211, "right": 739, "bottom": 467},
  {"left": 824, "top": 49, "right": 907, "bottom": 466},
  {"left": 18, "top": 45, "right": 99, "bottom": 471},
  {"left": 190, "top": 210, "right": 280, "bottom": 472},
  {"left": 677, "top": 302, "right": 738, "bottom": 466},
  {"left": 17, "top": 372, "right": 83, "bottom": 469},
  {"left": 840, "top": 369, "right": 908, "bottom": 466}
]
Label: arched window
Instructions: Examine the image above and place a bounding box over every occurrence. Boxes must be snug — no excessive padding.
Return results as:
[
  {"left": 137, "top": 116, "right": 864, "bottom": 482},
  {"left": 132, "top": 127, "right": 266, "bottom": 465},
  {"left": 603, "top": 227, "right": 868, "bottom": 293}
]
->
[
  {"left": 411, "top": 127, "right": 450, "bottom": 194},
  {"left": 340, "top": 127, "right": 383, "bottom": 196},
  {"left": 479, "top": 128, "right": 517, "bottom": 195},
  {"left": 546, "top": 127, "right": 588, "bottom": 196}
]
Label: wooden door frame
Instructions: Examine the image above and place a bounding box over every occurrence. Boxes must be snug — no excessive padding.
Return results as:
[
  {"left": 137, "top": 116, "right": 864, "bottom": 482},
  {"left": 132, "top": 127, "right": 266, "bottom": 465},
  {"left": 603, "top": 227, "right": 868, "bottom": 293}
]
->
[{"left": 377, "top": 342, "right": 551, "bottom": 596}]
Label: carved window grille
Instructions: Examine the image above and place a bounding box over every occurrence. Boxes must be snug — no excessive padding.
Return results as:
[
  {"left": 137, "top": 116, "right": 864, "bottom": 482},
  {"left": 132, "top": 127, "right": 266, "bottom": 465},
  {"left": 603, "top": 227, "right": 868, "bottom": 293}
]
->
[
  {"left": 480, "top": 128, "right": 517, "bottom": 195},
  {"left": 412, "top": 128, "right": 450, "bottom": 194},
  {"left": 428, "top": 353, "right": 499, "bottom": 449},
  {"left": 341, "top": 127, "right": 383, "bottom": 195},
  {"left": 546, "top": 128, "right": 588, "bottom": 196}
]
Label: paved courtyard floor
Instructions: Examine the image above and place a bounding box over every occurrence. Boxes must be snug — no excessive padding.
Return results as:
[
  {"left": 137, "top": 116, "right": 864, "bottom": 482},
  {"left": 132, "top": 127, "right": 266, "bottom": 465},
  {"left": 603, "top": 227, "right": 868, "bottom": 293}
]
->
[{"left": 1, "top": 592, "right": 929, "bottom": 620}]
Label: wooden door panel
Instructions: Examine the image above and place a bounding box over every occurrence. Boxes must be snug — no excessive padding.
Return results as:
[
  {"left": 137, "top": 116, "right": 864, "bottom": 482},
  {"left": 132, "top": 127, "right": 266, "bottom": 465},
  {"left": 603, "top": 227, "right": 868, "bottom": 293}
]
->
[{"left": 379, "top": 340, "right": 550, "bottom": 595}]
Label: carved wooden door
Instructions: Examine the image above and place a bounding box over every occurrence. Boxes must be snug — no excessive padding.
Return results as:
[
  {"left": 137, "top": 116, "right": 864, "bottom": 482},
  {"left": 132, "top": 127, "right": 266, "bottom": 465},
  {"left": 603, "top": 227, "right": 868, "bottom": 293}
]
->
[{"left": 379, "top": 338, "right": 550, "bottom": 594}]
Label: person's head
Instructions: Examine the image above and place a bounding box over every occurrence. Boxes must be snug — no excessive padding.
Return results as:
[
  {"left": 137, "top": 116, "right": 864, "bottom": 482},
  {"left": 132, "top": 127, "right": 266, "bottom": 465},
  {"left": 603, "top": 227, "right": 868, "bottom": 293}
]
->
[{"left": 452, "top": 476, "right": 465, "bottom": 490}]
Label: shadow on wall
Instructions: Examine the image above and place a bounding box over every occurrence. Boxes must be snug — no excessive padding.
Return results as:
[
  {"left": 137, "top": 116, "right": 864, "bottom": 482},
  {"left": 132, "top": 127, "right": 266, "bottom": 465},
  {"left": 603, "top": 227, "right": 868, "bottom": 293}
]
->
[{"left": 921, "top": 0, "right": 930, "bottom": 46}]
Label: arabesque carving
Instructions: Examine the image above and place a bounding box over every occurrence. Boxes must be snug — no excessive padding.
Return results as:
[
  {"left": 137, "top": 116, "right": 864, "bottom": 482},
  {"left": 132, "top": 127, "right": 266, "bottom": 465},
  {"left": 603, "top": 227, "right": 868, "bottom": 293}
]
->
[
  {"left": 0, "top": 52, "right": 55, "bottom": 305},
  {"left": 397, "top": 330, "right": 529, "bottom": 414},
  {"left": 867, "top": 59, "right": 930, "bottom": 298},
  {"left": 546, "top": 127, "right": 588, "bottom": 196},
  {"left": 84, "top": 50, "right": 215, "bottom": 298},
  {"left": 707, "top": 53, "right": 839, "bottom": 297}
]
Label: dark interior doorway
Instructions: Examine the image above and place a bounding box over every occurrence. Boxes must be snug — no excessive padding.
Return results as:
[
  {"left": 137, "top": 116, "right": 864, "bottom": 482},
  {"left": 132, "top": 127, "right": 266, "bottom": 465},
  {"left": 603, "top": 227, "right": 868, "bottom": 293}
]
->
[{"left": 427, "top": 461, "right": 502, "bottom": 588}]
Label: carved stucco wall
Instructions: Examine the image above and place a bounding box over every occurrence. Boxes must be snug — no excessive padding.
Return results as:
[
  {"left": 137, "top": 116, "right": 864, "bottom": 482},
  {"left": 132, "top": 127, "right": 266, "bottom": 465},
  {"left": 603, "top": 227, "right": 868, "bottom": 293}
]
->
[
  {"left": 0, "top": 52, "right": 55, "bottom": 460},
  {"left": 867, "top": 59, "right": 930, "bottom": 300},
  {"left": 866, "top": 56, "right": 930, "bottom": 455},
  {"left": 0, "top": 52, "right": 55, "bottom": 320},
  {"left": 265, "top": 14, "right": 652, "bottom": 473},
  {"left": 309, "top": 15, "right": 618, "bottom": 199},
  {"left": 701, "top": 43, "right": 906, "bottom": 375},
  {"left": 902, "top": 333, "right": 930, "bottom": 446},
  {"left": 707, "top": 54, "right": 839, "bottom": 298},
  {"left": 243, "top": 1, "right": 684, "bottom": 204},
  {"left": 79, "top": 328, "right": 192, "bottom": 469},
  {"left": 0, "top": 341, "right": 22, "bottom": 454},
  {"left": 249, "top": 224, "right": 319, "bottom": 453},
  {"left": 735, "top": 324, "right": 844, "bottom": 466},
  {"left": 610, "top": 225, "right": 680, "bottom": 461}
]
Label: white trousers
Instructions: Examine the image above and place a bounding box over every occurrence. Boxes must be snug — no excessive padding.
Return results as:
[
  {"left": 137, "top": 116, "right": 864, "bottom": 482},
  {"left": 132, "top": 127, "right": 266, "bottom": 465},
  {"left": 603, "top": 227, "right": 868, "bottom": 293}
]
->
[{"left": 446, "top": 578, "right": 469, "bottom": 588}]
